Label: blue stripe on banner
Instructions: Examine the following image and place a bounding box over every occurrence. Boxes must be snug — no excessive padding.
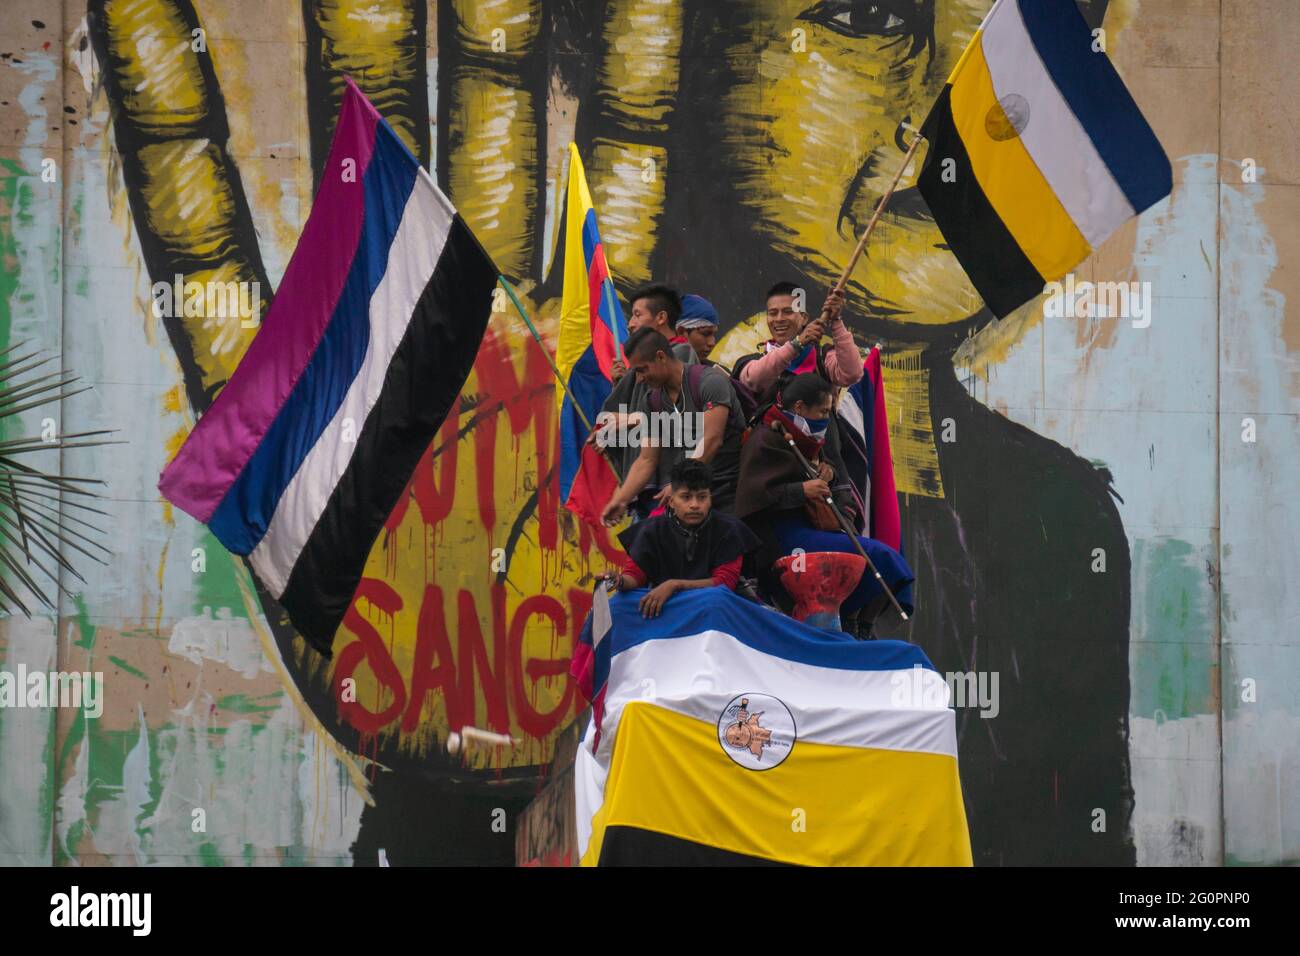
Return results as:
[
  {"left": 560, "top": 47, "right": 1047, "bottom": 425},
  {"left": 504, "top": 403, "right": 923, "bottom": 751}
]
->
[
  {"left": 559, "top": 346, "right": 613, "bottom": 500},
  {"left": 580, "top": 208, "right": 627, "bottom": 341},
  {"left": 591, "top": 587, "right": 938, "bottom": 693},
  {"left": 1015, "top": 0, "right": 1171, "bottom": 213},
  {"left": 208, "top": 123, "right": 420, "bottom": 554}
]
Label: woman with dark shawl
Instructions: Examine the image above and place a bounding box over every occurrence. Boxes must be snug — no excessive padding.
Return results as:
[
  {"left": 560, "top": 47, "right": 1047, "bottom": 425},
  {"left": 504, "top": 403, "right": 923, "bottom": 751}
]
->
[{"left": 734, "top": 374, "right": 915, "bottom": 637}]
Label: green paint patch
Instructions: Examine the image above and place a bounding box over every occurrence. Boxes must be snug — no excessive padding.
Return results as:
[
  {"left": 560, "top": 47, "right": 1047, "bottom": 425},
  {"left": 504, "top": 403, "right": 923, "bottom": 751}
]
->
[
  {"left": 1226, "top": 851, "right": 1300, "bottom": 866},
  {"left": 70, "top": 593, "right": 97, "bottom": 651},
  {"left": 198, "top": 842, "right": 223, "bottom": 867},
  {"left": 215, "top": 692, "right": 283, "bottom": 715},
  {"left": 0, "top": 156, "right": 28, "bottom": 359},
  {"left": 1131, "top": 537, "right": 1215, "bottom": 720},
  {"left": 108, "top": 656, "right": 147, "bottom": 680},
  {"left": 195, "top": 532, "right": 253, "bottom": 621}
]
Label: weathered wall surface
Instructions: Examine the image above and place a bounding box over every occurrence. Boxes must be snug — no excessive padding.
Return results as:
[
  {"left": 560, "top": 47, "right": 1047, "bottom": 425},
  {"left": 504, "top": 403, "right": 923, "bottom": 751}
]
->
[{"left": 0, "top": 0, "right": 1294, "bottom": 865}]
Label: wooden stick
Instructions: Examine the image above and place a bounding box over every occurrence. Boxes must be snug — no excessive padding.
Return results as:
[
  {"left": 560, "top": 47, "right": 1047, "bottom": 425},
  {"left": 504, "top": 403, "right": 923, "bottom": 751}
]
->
[
  {"left": 816, "top": 131, "right": 926, "bottom": 322},
  {"left": 775, "top": 424, "right": 909, "bottom": 623},
  {"left": 836, "top": 131, "right": 925, "bottom": 295},
  {"left": 497, "top": 275, "right": 597, "bottom": 434}
]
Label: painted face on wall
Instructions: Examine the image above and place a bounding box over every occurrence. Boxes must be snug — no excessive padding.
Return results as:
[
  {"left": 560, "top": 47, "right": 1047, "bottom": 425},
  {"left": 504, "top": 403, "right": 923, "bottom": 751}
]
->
[{"left": 718, "top": 0, "right": 988, "bottom": 327}]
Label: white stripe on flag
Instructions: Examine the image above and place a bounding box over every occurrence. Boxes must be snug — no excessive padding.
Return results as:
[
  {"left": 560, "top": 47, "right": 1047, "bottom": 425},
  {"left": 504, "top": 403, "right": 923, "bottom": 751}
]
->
[
  {"left": 838, "top": 384, "right": 865, "bottom": 446},
  {"left": 573, "top": 716, "right": 605, "bottom": 862},
  {"left": 980, "top": 0, "right": 1135, "bottom": 248},
  {"left": 591, "top": 585, "right": 613, "bottom": 648},
  {"left": 250, "top": 169, "right": 456, "bottom": 597},
  {"left": 597, "top": 630, "right": 958, "bottom": 765}
]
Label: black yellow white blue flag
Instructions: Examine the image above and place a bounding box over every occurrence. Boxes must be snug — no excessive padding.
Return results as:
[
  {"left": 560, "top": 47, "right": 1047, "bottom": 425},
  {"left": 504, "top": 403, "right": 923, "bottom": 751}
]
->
[
  {"left": 573, "top": 588, "right": 972, "bottom": 866},
  {"left": 917, "top": 0, "right": 1172, "bottom": 318}
]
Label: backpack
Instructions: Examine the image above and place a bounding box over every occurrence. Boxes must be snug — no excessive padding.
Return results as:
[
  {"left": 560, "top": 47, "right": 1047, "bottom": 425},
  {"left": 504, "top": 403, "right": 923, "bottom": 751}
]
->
[
  {"left": 720, "top": 355, "right": 764, "bottom": 425},
  {"left": 650, "top": 364, "right": 751, "bottom": 444}
]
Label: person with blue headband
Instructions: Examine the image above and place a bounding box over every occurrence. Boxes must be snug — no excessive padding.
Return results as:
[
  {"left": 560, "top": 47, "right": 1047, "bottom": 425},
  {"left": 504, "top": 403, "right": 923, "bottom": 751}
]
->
[{"left": 675, "top": 293, "right": 721, "bottom": 365}]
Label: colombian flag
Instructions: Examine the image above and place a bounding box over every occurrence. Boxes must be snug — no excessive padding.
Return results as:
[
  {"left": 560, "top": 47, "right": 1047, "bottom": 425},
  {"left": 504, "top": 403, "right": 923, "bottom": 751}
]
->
[
  {"left": 917, "top": 0, "right": 1171, "bottom": 318},
  {"left": 555, "top": 144, "right": 628, "bottom": 524},
  {"left": 573, "top": 588, "right": 972, "bottom": 866}
]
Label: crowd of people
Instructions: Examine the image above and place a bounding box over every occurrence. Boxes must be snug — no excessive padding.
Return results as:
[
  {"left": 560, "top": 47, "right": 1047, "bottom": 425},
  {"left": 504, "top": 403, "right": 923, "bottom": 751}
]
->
[{"left": 592, "top": 283, "right": 916, "bottom": 639}]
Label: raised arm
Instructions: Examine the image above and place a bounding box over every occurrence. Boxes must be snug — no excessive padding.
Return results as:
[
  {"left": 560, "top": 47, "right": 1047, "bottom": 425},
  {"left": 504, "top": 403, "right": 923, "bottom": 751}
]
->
[{"left": 819, "top": 291, "right": 864, "bottom": 387}]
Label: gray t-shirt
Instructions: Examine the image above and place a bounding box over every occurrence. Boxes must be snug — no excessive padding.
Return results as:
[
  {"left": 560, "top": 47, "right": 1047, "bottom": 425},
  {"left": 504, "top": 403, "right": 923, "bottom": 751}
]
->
[
  {"left": 602, "top": 341, "right": 698, "bottom": 481},
  {"left": 633, "top": 363, "right": 745, "bottom": 493}
]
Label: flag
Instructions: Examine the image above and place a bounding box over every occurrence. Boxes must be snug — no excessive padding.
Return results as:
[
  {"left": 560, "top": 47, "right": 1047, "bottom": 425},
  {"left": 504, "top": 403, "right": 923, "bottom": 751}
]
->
[
  {"left": 569, "top": 582, "right": 612, "bottom": 709},
  {"left": 555, "top": 144, "right": 628, "bottom": 524},
  {"left": 917, "top": 0, "right": 1172, "bottom": 319},
  {"left": 573, "top": 588, "right": 972, "bottom": 866},
  {"left": 838, "top": 348, "right": 902, "bottom": 551},
  {"left": 158, "top": 78, "right": 497, "bottom": 656}
]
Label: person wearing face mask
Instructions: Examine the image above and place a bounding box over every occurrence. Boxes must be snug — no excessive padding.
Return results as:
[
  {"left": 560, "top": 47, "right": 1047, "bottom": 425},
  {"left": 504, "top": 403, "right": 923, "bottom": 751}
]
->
[
  {"left": 734, "top": 373, "right": 914, "bottom": 638},
  {"left": 733, "top": 280, "right": 861, "bottom": 522}
]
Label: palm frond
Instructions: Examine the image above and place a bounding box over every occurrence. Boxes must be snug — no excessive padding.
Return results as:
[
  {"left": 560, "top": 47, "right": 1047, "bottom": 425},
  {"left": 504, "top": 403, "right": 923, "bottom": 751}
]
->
[{"left": 0, "top": 344, "right": 115, "bottom": 616}]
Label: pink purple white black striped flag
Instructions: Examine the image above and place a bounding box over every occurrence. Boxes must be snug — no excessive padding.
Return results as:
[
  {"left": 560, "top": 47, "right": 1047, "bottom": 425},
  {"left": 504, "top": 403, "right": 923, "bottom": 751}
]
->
[{"left": 159, "top": 78, "right": 496, "bottom": 656}]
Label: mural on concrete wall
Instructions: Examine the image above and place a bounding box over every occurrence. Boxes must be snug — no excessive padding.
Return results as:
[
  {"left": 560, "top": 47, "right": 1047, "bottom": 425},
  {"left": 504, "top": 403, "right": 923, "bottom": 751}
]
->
[{"left": 0, "top": 0, "right": 1294, "bottom": 865}]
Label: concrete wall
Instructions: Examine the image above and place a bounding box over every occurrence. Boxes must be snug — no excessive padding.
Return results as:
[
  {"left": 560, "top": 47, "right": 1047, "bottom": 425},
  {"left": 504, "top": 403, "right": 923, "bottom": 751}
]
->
[{"left": 0, "top": 0, "right": 1294, "bottom": 865}]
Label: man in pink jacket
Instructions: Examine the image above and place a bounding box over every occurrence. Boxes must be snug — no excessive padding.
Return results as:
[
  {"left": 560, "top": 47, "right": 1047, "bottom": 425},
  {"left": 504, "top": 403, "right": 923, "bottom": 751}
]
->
[
  {"left": 732, "top": 281, "right": 865, "bottom": 533},
  {"left": 733, "top": 281, "right": 862, "bottom": 400}
]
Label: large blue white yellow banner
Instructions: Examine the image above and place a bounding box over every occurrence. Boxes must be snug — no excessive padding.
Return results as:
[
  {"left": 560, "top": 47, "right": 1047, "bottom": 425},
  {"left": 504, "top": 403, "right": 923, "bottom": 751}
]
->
[{"left": 574, "top": 588, "right": 973, "bottom": 866}]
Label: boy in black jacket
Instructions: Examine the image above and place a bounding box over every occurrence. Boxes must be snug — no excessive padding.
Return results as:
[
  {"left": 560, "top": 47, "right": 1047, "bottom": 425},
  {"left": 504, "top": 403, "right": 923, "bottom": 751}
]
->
[{"left": 606, "top": 459, "right": 760, "bottom": 617}]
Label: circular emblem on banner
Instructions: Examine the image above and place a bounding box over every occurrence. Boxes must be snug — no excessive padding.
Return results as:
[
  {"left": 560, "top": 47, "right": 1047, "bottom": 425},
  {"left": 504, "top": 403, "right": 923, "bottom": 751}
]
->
[
  {"left": 717, "top": 693, "right": 796, "bottom": 771},
  {"left": 985, "top": 93, "right": 1031, "bottom": 141}
]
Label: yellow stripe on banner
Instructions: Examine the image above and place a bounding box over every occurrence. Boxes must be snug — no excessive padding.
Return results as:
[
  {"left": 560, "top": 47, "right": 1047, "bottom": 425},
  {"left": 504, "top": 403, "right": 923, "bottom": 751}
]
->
[
  {"left": 582, "top": 702, "right": 972, "bottom": 866},
  {"left": 555, "top": 144, "right": 598, "bottom": 407},
  {"left": 948, "top": 40, "right": 1092, "bottom": 281}
]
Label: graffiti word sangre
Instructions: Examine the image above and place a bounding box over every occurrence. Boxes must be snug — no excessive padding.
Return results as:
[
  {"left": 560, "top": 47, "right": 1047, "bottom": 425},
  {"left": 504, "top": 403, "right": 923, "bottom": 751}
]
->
[
  {"left": 49, "top": 887, "right": 151, "bottom": 936},
  {"left": 151, "top": 273, "right": 262, "bottom": 326},
  {"left": 1043, "top": 273, "right": 1153, "bottom": 328},
  {"left": 0, "top": 666, "right": 103, "bottom": 718},
  {"left": 890, "top": 664, "right": 1001, "bottom": 719},
  {"left": 593, "top": 406, "right": 705, "bottom": 450}
]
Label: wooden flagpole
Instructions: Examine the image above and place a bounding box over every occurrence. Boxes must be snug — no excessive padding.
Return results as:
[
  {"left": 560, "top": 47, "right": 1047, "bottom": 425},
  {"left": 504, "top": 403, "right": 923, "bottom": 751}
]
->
[
  {"left": 818, "top": 131, "right": 926, "bottom": 320},
  {"left": 497, "top": 275, "right": 597, "bottom": 434},
  {"left": 775, "top": 423, "right": 910, "bottom": 623}
]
